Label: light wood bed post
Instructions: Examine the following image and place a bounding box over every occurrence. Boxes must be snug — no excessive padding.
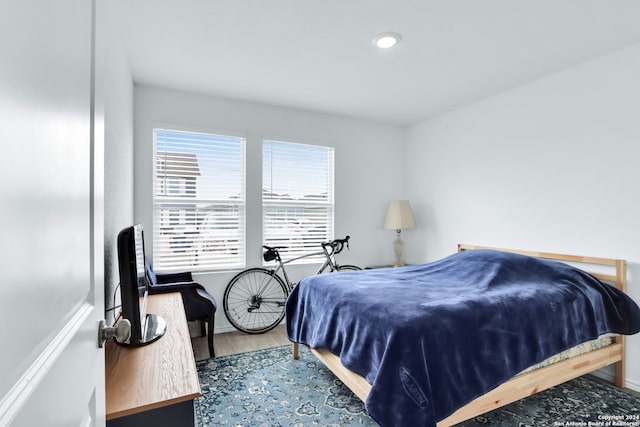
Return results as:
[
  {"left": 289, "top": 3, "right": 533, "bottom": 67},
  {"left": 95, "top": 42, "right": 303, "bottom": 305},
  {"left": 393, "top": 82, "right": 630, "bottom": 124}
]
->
[
  {"left": 292, "top": 342, "right": 299, "bottom": 360},
  {"left": 615, "top": 259, "right": 627, "bottom": 388}
]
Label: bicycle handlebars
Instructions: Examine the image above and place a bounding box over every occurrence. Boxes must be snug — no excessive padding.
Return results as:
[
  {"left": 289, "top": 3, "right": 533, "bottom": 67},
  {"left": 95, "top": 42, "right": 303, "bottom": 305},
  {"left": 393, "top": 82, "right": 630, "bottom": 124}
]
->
[{"left": 321, "top": 235, "right": 351, "bottom": 255}]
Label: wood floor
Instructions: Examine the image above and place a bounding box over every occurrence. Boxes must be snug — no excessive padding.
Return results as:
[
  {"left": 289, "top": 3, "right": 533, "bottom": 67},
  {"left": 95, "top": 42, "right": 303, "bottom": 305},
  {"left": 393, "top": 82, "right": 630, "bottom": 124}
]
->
[{"left": 191, "top": 324, "right": 290, "bottom": 361}]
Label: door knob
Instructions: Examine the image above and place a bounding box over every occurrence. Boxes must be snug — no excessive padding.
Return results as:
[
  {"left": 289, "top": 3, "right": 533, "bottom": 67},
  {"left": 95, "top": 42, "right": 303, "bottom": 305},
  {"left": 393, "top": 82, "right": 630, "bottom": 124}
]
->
[{"left": 98, "top": 319, "right": 131, "bottom": 348}]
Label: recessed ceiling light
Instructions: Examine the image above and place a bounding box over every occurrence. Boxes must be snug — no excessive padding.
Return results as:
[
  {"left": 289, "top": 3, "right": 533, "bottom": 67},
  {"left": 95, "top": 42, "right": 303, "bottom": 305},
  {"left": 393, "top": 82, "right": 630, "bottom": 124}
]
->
[{"left": 373, "top": 32, "right": 402, "bottom": 49}]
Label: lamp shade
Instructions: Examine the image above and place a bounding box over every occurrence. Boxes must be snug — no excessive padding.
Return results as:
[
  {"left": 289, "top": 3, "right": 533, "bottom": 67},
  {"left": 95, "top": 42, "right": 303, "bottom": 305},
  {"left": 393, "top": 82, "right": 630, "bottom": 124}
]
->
[{"left": 384, "top": 200, "right": 416, "bottom": 230}]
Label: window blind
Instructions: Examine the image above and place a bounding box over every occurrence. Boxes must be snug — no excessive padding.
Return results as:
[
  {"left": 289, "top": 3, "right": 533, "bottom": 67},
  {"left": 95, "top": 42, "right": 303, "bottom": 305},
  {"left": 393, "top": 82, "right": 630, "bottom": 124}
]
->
[
  {"left": 153, "top": 128, "right": 245, "bottom": 272},
  {"left": 262, "top": 139, "right": 334, "bottom": 263}
]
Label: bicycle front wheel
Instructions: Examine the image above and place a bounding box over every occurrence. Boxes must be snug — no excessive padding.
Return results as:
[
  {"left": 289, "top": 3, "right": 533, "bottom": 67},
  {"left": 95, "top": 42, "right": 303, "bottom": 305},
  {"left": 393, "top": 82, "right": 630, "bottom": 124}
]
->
[
  {"left": 223, "top": 268, "right": 288, "bottom": 334},
  {"left": 338, "top": 265, "right": 362, "bottom": 271}
]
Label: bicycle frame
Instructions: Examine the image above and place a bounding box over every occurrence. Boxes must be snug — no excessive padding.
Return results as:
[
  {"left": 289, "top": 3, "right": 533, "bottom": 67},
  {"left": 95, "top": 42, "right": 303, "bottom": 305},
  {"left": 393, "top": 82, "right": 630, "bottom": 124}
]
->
[{"left": 268, "top": 246, "right": 339, "bottom": 291}]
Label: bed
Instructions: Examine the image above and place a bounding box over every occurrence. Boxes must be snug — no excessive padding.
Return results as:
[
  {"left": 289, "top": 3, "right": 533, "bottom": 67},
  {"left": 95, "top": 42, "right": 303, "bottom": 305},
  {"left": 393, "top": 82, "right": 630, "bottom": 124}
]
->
[{"left": 286, "top": 244, "right": 640, "bottom": 427}]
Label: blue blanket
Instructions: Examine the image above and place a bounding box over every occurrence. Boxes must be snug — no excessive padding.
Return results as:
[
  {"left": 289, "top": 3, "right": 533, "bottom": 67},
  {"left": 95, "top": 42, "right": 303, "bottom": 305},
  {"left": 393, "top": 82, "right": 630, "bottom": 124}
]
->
[{"left": 286, "top": 250, "right": 640, "bottom": 427}]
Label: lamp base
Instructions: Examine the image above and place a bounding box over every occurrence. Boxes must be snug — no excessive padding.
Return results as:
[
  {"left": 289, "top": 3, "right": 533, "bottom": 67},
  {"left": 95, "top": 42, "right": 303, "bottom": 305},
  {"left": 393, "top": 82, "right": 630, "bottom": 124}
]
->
[{"left": 393, "top": 230, "right": 405, "bottom": 267}]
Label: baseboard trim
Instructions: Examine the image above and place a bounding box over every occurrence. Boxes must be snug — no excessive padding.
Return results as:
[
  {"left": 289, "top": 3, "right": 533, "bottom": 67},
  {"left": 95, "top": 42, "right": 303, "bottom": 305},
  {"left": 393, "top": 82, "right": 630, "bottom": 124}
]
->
[
  {"left": 215, "top": 324, "right": 239, "bottom": 334},
  {"left": 625, "top": 377, "right": 640, "bottom": 392},
  {"left": 590, "top": 368, "right": 640, "bottom": 392}
]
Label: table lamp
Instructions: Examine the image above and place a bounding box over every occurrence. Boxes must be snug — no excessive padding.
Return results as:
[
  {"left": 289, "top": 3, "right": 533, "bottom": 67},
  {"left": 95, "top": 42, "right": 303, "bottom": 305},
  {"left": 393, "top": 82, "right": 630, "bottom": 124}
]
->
[{"left": 384, "top": 200, "right": 416, "bottom": 267}]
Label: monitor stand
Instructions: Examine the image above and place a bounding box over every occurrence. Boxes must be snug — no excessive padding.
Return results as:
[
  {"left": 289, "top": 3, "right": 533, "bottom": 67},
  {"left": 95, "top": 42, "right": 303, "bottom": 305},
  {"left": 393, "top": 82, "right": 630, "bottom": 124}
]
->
[
  {"left": 141, "top": 314, "right": 167, "bottom": 345},
  {"left": 119, "top": 314, "right": 167, "bottom": 347}
]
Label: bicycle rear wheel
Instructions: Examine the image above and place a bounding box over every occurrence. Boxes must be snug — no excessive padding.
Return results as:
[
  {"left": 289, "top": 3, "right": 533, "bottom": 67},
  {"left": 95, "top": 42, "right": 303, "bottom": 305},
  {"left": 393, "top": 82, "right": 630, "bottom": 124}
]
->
[
  {"left": 338, "top": 265, "right": 362, "bottom": 271},
  {"left": 223, "top": 268, "right": 288, "bottom": 334}
]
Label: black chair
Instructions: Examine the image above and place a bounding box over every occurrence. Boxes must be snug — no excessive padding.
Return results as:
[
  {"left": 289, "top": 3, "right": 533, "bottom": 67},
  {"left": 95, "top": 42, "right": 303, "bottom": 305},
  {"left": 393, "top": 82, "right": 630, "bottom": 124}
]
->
[{"left": 145, "top": 258, "right": 217, "bottom": 358}]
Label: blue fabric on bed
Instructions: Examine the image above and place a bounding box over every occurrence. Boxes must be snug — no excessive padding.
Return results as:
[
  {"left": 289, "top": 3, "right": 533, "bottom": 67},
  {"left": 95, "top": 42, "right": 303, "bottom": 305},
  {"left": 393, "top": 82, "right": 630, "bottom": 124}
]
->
[{"left": 286, "top": 250, "right": 640, "bottom": 427}]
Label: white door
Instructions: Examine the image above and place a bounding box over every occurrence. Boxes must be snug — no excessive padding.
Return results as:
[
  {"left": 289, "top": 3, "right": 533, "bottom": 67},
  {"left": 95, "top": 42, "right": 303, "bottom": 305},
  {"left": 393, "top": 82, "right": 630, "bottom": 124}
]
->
[{"left": 0, "top": 0, "right": 105, "bottom": 426}]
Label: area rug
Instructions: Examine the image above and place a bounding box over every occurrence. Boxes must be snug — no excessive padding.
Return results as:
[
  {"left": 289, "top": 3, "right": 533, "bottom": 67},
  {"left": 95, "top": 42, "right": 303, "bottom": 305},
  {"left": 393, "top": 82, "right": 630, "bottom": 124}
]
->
[{"left": 195, "top": 345, "right": 640, "bottom": 427}]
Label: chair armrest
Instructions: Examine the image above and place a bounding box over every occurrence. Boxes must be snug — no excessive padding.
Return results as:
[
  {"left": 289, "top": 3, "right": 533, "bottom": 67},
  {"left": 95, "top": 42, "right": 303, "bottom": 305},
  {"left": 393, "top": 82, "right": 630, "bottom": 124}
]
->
[
  {"left": 148, "top": 282, "right": 200, "bottom": 294},
  {"left": 194, "top": 287, "right": 217, "bottom": 310},
  {"left": 156, "top": 271, "right": 193, "bottom": 284},
  {"left": 149, "top": 283, "right": 217, "bottom": 317}
]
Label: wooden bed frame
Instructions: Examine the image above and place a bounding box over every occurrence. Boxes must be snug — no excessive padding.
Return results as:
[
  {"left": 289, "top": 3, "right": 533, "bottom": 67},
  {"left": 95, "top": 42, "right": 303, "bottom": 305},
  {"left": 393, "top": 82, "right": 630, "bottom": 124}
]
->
[{"left": 291, "top": 244, "right": 628, "bottom": 426}]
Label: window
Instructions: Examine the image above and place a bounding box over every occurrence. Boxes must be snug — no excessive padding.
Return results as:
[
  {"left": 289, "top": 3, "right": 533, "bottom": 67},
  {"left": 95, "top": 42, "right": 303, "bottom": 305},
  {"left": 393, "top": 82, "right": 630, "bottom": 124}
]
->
[
  {"left": 153, "top": 128, "right": 245, "bottom": 272},
  {"left": 262, "top": 139, "right": 334, "bottom": 263}
]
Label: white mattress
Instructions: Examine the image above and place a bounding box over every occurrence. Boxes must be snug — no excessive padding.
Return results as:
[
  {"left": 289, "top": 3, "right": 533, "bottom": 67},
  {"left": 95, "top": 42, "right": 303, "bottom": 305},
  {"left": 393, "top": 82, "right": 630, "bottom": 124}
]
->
[{"left": 519, "top": 334, "right": 616, "bottom": 375}]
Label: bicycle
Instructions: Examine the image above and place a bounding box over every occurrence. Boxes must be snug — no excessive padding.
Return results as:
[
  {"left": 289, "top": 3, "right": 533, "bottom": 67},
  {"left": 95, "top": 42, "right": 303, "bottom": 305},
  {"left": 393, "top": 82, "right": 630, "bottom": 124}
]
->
[{"left": 223, "top": 236, "right": 361, "bottom": 334}]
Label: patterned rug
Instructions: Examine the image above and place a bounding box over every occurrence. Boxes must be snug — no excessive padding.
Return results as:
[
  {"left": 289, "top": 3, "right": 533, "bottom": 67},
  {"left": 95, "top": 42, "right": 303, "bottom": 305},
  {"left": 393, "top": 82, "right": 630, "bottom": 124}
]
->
[{"left": 195, "top": 345, "right": 640, "bottom": 427}]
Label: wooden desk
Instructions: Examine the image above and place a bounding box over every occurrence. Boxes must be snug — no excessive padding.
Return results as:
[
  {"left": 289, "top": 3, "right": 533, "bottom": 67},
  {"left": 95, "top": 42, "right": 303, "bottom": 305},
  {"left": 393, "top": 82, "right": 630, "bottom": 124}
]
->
[{"left": 105, "top": 293, "right": 201, "bottom": 427}]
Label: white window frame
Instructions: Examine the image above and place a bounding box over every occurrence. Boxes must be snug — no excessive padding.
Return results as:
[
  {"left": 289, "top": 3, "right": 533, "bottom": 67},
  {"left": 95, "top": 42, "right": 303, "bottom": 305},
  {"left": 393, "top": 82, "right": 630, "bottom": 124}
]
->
[
  {"left": 262, "top": 139, "right": 335, "bottom": 264},
  {"left": 153, "top": 127, "right": 246, "bottom": 272}
]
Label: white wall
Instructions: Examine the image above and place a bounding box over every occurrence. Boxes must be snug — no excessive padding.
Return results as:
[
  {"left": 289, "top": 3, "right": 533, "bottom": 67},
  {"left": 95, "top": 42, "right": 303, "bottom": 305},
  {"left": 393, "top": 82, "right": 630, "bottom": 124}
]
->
[
  {"left": 103, "top": 5, "right": 134, "bottom": 325},
  {"left": 405, "top": 43, "right": 640, "bottom": 389},
  {"left": 134, "top": 85, "right": 406, "bottom": 331}
]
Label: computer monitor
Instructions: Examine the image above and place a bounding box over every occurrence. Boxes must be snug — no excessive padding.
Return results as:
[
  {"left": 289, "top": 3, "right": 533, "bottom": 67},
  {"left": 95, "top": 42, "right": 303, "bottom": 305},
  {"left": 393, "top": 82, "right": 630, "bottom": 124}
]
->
[{"left": 116, "top": 224, "right": 166, "bottom": 346}]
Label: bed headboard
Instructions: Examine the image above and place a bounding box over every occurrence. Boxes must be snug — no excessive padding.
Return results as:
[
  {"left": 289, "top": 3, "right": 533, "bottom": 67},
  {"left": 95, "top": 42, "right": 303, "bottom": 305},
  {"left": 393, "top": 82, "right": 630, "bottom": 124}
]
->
[{"left": 457, "top": 244, "right": 627, "bottom": 293}]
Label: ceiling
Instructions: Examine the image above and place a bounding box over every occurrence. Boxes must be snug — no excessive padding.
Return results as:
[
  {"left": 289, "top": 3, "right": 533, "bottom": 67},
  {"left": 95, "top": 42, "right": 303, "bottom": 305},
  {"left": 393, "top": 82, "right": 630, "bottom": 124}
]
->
[{"left": 109, "top": 1, "right": 640, "bottom": 126}]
